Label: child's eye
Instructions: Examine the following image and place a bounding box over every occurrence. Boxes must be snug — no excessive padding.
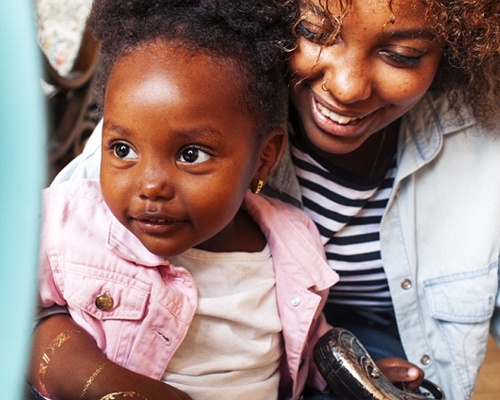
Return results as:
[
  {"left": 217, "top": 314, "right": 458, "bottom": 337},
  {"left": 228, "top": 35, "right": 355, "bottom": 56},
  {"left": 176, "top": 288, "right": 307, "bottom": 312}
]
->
[
  {"left": 113, "top": 143, "right": 138, "bottom": 159},
  {"left": 178, "top": 147, "right": 211, "bottom": 165}
]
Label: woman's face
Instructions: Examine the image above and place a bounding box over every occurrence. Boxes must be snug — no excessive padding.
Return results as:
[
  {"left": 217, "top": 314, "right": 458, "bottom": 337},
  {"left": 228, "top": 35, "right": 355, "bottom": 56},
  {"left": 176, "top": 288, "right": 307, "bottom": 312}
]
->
[{"left": 289, "top": 0, "right": 444, "bottom": 155}]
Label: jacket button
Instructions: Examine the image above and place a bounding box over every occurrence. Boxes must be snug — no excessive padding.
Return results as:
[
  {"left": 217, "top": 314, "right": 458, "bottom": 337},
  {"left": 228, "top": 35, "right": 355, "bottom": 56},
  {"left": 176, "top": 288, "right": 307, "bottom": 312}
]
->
[
  {"left": 420, "top": 354, "right": 431, "bottom": 365},
  {"left": 95, "top": 293, "right": 114, "bottom": 311},
  {"left": 290, "top": 296, "right": 301, "bottom": 307},
  {"left": 401, "top": 279, "right": 412, "bottom": 290}
]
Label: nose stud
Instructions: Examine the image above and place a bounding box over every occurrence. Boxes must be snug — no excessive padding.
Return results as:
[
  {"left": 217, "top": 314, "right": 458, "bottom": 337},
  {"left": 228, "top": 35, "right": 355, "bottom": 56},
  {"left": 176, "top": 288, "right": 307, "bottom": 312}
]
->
[{"left": 321, "top": 80, "right": 329, "bottom": 92}]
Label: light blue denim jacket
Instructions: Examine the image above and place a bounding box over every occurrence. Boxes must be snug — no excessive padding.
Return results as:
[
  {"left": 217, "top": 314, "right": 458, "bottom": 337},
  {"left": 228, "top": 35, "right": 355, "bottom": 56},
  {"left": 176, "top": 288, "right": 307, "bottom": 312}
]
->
[
  {"left": 54, "top": 91, "right": 500, "bottom": 399},
  {"left": 267, "top": 91, "right": 500, "bottom": 400}
]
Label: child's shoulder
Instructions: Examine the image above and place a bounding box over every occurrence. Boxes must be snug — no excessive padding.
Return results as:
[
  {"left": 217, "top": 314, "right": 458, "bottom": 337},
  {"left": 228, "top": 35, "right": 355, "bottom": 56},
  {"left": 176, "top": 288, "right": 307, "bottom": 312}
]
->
[
  {"left": 250, "top": 192, "right": 308, "bottom": 218},
  {"left": 44, "top": 179, "right": 102, "bottom": 201},
  {"left": 42, "top": 179, "right": 108, "bottom": 219},
  {"left": 245, "top": 192, "right": 319, "bottom": 236}
]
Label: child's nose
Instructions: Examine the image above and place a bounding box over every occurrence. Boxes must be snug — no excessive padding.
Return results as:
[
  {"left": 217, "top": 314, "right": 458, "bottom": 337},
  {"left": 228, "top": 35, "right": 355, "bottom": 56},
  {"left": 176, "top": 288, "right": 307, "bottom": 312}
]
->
[{"left": 138, "top": 165, "right": 173, "bottom": 201}]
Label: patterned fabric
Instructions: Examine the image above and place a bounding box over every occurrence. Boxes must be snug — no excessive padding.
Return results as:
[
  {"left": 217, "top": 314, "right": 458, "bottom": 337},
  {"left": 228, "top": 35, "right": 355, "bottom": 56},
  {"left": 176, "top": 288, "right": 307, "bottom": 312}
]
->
[
  {"left": 291, "top": 139, "right": 397, "bottom": 311},
  {"left": 34, "top": 0, "right": 92, "bottom": 76}
]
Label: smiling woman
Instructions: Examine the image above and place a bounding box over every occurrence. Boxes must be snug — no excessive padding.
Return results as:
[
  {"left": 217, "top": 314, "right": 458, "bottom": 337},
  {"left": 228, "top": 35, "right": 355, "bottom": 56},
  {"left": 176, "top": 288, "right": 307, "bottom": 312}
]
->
[
  {"left": 268, "top": 1, "right": 500, "bottom": 399},
  {"left": 289, "top": 0, "right": 444, "bottom": 161}
]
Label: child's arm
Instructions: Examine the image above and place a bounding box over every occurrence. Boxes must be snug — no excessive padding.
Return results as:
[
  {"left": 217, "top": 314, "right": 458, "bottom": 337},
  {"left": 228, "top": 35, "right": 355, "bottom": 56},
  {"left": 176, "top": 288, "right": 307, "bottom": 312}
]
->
[{"left": 28, "top": 314, "right": 191, "bottom": 400}]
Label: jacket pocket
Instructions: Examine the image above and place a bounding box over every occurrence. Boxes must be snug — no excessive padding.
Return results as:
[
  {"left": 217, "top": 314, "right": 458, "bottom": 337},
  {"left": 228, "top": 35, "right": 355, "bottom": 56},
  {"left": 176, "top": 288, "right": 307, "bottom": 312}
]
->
[
  {"left": 61, "top": 263, "right": 151, "bottom": 321},
  {"left": 424, "top": 262, "right": 498, "bottom": 396}
]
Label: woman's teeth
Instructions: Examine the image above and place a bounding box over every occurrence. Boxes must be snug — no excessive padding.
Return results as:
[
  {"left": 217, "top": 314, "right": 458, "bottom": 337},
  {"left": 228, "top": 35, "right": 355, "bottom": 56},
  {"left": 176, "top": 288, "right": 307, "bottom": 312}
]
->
[{"left": 318, "top": 103, "right": 359, "bottom": 125}]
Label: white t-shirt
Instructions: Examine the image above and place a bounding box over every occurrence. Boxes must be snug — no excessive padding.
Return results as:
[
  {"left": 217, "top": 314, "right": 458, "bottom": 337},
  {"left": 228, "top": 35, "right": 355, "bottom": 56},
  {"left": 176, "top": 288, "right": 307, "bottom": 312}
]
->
[{"left": 162, "top": 245, "right": 283, "bottom": 400}]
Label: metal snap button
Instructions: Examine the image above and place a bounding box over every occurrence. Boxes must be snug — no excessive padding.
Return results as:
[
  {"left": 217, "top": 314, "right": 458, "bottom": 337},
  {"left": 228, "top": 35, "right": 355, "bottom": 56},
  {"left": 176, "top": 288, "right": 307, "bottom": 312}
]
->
[
  {"left": 401, "top": 279, "right": 412, "bottom": 290},
  {"left": 421, "top": 354, "right": 431, "bottom": 365},
  {"left": 95, "top": 293, "right": 113, "bottom": 311}
]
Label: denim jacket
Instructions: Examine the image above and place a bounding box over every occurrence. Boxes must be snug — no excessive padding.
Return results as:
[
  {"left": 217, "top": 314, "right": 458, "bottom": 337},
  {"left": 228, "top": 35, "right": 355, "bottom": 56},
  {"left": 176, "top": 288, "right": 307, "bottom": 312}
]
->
[
  {"left": 38, "top": 180, "right": 339, "bottom": 399},
  {"left": 267, "top": 91, "right": 500, "bottom": 400}
]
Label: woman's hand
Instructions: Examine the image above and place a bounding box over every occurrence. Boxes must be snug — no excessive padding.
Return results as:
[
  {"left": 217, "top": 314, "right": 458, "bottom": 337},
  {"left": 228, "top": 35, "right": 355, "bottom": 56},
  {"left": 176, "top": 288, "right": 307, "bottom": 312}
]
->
[{"left": 375, "top": 357, "right": 424, "bottom": 392}]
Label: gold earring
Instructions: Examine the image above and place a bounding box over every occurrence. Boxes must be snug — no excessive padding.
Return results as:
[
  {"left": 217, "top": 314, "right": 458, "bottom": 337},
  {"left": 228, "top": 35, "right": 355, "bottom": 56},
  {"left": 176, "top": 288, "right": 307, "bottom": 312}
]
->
[
  {"left": 254, "top": 180, "right": 264, "bottom": 194},
  {"left": 321, "top": 80, "right": 329, "bottom": 92}
]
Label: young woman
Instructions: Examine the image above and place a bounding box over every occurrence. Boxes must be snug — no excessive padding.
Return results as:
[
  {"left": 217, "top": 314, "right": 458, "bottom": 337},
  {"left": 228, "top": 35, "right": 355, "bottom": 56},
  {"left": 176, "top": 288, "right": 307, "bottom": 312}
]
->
[{"left": 265, "top": 1, "right": 499, "bottom": 398}]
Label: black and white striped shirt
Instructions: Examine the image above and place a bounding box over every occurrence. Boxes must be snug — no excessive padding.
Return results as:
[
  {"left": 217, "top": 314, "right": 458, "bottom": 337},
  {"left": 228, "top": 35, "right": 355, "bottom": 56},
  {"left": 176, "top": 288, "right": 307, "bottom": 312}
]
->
[{"left": 291, "top": 141, "right": 397, "bottom": 312}]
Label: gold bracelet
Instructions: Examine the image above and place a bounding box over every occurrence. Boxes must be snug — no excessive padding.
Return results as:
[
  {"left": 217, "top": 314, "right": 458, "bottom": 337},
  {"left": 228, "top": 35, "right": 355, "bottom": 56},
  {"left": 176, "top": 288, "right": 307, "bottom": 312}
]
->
[
  {"left": 99, "top": 391, "right": 149, "bottom": 400},
  {"left": 80, "top": 361, "right": 110, "bottom": 399},
  {"left": 38, "top": 329, "right": 81, "bottom": 397}
]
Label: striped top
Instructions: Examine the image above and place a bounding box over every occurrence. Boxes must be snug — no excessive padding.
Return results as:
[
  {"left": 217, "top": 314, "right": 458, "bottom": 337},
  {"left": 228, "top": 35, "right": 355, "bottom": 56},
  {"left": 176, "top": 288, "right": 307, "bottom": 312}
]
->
[{"left": 291, "top": 139, "right": 397, "bottom": 312}]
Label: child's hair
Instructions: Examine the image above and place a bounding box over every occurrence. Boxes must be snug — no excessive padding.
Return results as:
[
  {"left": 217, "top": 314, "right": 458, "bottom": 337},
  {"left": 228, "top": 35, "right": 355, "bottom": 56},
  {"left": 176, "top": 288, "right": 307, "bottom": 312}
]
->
[
  {"left": 294, "top": 0, "right": 500, "bottom": 126},
  {"left": 87, "top": 0, "right": 297, "bottom": 136}
]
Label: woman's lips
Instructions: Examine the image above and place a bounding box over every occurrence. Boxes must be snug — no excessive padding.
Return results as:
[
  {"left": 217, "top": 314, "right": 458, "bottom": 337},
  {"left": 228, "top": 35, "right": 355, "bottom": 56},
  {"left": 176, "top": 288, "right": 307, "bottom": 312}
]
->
[
  {"left": 308, "top": 91, "right": 374, "bottom": 137},
  {"left": 316, "top": 102, "right": 360, "bottom": 125}
]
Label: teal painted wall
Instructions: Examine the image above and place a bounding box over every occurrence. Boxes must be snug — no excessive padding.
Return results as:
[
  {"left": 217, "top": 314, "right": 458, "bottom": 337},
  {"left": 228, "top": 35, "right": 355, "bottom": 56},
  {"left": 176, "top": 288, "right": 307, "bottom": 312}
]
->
[{"left": 0, "top": 2, "right": 46, "bottom": 398}]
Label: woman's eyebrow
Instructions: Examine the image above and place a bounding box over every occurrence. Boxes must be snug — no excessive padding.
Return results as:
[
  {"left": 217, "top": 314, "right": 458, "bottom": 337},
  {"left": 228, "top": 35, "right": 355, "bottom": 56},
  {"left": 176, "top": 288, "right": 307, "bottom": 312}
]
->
[
  {"left": 300, "top": 1, "right": 330, "bottom": 18},
  {"left": 385, "top": 28, "right": 436, "bottom": 41},
  {"left": 301, "top": 4, "right": 436, "bottom": 43}
]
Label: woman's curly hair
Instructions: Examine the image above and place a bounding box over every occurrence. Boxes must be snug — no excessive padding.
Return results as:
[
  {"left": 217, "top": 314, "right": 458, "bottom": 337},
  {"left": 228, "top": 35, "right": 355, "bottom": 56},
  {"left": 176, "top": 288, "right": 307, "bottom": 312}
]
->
[
  {"left": 424, "top": 0, "right": 500, "bottom": 124},
  {"left": 87, "top": 0, "right": 297, "bottom": 136},
  {"left": 294, "top": 0, "right": 500, "bottom": 125}
]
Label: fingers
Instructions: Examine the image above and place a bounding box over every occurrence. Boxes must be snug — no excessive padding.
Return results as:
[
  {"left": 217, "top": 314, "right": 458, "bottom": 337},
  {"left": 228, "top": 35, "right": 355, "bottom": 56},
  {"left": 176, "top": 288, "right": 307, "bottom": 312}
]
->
[{"left": 375, "top": 357, "right": 425, "bottom": 391}]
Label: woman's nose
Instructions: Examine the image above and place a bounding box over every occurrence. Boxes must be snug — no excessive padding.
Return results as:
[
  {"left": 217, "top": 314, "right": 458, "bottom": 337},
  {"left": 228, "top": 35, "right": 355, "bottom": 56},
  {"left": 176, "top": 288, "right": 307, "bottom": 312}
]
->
[{"left": 320, "top": 47, "right": 372, "bottom": 104}]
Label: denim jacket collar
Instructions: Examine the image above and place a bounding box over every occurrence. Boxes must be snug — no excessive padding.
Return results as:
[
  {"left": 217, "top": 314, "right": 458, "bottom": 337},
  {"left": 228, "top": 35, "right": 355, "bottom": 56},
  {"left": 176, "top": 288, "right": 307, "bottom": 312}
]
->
[{"left": 396, "top": 91, "right": 476, "bottom": 183}]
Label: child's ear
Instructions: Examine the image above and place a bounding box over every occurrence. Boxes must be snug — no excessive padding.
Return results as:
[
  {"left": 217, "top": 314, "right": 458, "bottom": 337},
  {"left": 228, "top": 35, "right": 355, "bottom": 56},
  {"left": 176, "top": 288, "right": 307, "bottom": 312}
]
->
[{"left": 251, "top": 127, "right": 286, "bottom": 192}]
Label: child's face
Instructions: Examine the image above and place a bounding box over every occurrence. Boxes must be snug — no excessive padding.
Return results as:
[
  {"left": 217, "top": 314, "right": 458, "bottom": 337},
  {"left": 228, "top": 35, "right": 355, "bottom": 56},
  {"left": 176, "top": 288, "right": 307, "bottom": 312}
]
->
[
  {"left": 289, "top": 0, "right": 444, "bottom": 155},
  {"left": 100, "top": 43, "right": 263, "bottom": 257}
]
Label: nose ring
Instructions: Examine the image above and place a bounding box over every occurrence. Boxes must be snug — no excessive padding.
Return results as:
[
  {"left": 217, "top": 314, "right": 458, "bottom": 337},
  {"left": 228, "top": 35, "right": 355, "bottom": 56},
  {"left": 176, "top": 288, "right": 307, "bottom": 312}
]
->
[{"left": 321, "top": 80, "right": 329, "bottom": 92}]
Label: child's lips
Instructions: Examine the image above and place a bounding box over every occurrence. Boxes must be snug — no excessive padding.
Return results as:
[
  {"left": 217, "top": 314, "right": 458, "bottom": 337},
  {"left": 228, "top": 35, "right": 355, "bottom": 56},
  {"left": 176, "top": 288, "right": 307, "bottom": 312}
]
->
[{"left": 133, "top": 212, "right": 186, "bottom": 234}]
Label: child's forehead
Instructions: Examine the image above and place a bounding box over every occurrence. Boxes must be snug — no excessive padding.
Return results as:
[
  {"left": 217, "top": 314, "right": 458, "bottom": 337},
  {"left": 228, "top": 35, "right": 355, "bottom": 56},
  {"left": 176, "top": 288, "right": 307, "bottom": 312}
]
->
[
  {"left": 111, "top": 44, "right": 244, "bottom": 97},
  {"left": 104, "top": 41, "right": 257, "bottom": 138},
  {"left": 119, "top": 40, "right": 243, "bottom": 80}
]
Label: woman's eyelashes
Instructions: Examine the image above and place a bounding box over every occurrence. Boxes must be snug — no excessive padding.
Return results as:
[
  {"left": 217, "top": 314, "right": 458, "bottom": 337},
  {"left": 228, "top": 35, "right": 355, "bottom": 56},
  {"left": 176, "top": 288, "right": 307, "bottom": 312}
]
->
[
  {"left": 380, "top": 49, "right": 424, "bottom": 67},
  {"left": 297, "top": 20, "right": 425, "bottom": 68},
  {"left": 296, "top": 20, "right": 335, "bottom": 45}
]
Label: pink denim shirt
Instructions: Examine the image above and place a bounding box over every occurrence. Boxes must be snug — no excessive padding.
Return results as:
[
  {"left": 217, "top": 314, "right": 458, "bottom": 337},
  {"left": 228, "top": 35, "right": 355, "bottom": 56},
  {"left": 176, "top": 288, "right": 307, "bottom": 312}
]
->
[{"left": 38, "top": 180, "right": 339, "bottom": 399}]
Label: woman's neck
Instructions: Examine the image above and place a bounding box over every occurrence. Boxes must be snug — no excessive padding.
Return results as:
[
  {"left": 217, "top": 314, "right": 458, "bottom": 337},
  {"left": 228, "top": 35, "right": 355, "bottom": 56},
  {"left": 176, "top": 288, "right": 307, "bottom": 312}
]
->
[{"left": 298, "top": 121, "right": 400, "bottom": 179}]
